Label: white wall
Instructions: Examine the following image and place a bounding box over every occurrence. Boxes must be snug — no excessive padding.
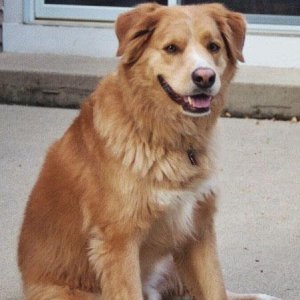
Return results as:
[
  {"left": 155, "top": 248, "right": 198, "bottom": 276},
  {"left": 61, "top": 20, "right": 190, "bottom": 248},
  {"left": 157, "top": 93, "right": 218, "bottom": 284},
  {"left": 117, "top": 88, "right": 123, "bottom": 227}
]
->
[{"left": 3, "top": 0, "right": 300, "bottom": 68}]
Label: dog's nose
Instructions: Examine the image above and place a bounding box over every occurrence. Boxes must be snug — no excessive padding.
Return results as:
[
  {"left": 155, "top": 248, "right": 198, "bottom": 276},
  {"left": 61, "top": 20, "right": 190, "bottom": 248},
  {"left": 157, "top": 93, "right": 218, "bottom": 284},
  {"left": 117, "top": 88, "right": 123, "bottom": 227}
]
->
[{"left": 192, "top": 68, "right": 216, "bottom": 89}]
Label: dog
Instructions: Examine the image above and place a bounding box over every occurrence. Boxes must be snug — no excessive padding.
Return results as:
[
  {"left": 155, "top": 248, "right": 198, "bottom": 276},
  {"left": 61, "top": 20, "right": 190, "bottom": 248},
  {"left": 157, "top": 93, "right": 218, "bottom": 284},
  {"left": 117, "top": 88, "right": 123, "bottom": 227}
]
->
[{"left": 18, "top": 3, "right": 281, "bottom": 300}]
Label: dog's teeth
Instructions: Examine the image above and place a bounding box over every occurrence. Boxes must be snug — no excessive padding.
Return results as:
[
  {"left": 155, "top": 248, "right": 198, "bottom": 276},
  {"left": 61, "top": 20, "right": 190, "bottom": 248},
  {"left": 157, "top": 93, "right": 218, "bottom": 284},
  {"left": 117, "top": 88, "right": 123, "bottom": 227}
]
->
[{"left": 188, "top": 96, "right": 193, "bottom": 107}]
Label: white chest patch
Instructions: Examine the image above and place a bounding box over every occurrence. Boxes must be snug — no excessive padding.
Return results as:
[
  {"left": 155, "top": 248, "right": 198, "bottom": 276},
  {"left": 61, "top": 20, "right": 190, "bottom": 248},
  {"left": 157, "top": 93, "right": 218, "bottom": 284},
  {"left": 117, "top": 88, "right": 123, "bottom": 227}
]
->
[{"left": 154, "top": 176, "right": 219, "bottom": 241}]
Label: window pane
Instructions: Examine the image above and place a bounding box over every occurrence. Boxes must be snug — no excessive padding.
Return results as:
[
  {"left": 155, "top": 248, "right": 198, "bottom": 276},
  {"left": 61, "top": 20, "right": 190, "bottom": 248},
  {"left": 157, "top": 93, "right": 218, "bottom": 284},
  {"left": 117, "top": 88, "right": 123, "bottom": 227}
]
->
[
  {"left": 181, "top": 0, "right": 300, "bottom": 16},
  {"left": 45, "top": 0, "right": 167, "bottom": 7}
]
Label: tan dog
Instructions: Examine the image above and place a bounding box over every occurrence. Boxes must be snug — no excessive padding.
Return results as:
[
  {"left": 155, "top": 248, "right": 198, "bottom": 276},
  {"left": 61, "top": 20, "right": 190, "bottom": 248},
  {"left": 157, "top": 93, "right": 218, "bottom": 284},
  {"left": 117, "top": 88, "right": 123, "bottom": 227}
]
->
[{"left": 18, "top": 3, "right": 281, "bottom": 300}]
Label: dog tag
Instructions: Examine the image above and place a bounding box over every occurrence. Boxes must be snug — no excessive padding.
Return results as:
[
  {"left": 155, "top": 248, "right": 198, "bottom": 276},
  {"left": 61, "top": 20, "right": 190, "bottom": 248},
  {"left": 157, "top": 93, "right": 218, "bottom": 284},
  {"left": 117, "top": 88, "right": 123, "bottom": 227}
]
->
[{"left": 187, "top": 149, "right": 197, "bottom": 166}]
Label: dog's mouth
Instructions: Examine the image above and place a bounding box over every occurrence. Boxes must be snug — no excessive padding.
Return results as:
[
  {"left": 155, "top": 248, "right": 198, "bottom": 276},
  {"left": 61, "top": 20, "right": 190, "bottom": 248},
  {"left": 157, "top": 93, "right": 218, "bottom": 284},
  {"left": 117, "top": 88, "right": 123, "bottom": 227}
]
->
[{"left": 157, "top": 75, "right": 213, "bottom": 115}]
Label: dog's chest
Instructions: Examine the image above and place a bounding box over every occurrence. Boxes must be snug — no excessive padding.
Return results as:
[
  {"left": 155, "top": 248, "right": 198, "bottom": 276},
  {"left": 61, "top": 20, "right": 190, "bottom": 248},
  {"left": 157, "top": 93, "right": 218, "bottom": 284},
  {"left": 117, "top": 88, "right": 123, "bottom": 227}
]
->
[
  {"left": 157, "top": 190, "right": 197, "bottom": 241},
  {"left": 148, "top": 177, "right": 217, "bottom": 248}
]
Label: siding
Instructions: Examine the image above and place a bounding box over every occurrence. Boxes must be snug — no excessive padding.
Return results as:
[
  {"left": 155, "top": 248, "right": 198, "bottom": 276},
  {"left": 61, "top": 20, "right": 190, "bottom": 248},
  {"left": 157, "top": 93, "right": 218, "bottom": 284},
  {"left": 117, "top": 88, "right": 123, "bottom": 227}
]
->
[{"left": 0, "top": 0, "right": 3, "bottom": 52}]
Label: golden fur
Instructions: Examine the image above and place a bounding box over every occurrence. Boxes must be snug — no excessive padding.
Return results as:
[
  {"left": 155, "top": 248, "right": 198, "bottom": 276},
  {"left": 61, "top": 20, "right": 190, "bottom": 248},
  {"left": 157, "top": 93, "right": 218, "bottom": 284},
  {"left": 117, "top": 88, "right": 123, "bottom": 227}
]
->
[{"left": 18, "top": 3, "right": 279, "bottom": 300}]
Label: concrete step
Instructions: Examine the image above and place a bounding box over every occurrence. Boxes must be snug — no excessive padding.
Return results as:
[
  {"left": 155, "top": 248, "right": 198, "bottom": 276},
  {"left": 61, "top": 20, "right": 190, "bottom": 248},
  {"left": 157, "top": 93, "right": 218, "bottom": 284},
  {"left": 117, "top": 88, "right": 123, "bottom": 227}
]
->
[{"left": 0, "top": 52, "right": 299, "bottom": 119}]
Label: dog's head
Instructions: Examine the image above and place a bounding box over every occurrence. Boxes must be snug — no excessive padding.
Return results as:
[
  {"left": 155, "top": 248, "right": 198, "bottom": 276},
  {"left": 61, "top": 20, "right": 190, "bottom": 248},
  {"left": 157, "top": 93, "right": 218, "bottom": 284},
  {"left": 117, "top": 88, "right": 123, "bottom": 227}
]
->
[{"left": 115, "top": 3, "right": 246, "bottom": 117}]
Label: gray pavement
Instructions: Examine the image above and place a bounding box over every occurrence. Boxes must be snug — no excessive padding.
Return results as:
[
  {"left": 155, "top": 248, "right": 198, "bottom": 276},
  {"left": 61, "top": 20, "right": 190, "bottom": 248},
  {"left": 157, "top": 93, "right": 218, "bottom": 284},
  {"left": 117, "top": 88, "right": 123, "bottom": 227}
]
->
[{"left": 0, "top": 104, "right": 299, "bottom": 300}]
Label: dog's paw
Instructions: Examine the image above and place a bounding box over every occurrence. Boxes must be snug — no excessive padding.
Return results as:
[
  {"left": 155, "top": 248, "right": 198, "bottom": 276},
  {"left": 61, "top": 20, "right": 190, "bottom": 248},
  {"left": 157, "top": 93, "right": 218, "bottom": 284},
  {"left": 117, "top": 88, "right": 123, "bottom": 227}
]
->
[
  {"left": 227, "top": 291, "right": 282, "bottom": 300},
  {"left": 255, "top": 295, "right": 282, "bottom": 300}
]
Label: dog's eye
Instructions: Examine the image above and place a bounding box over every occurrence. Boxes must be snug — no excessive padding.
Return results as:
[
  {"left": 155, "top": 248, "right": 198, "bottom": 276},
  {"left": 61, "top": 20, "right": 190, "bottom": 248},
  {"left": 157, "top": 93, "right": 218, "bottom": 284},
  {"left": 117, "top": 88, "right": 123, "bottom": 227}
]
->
[
  {"left": 207, "top": 42, "right": 220, "bottom": 53},
  {"left": 164, "top": 44, "right": 179, "bottom": 54}
]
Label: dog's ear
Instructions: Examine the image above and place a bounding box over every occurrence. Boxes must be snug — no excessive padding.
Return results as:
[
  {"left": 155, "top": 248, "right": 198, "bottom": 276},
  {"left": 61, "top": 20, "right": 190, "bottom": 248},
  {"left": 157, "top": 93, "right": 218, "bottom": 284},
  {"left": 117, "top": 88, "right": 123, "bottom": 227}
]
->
[
  {"left": 115, "top": 3, "right": 161, "bottom": 64},
  {"left": 222, "top": 11, "right": 246, "bottom": 62},
  {"left": 211, "top": 4, "right": 246, "bottom": 63}
]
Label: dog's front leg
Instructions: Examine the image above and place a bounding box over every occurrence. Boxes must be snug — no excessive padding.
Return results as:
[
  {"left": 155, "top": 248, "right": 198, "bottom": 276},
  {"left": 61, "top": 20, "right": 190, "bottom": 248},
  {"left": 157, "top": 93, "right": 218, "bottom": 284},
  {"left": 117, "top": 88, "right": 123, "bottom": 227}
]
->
[
  {"left": 89, "top": 231, "right": 143, "bottom": 300},
  {"left": 174, "top": 197, "right": 226, "bottom": 300},
  {"left": 175, "top": 227, "right": 226, "bottom": 300},
  {"left": 175, "top": 232, "right": 226, "bottom": 300}
]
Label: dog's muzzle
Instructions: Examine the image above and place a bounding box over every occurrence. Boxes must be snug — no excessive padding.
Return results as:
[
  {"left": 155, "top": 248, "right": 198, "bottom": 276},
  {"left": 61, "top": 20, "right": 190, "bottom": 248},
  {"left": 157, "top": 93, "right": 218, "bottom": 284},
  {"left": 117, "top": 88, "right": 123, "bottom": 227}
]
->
[{"left": 157, "top": 75, "right": 213, "bottom": 115}]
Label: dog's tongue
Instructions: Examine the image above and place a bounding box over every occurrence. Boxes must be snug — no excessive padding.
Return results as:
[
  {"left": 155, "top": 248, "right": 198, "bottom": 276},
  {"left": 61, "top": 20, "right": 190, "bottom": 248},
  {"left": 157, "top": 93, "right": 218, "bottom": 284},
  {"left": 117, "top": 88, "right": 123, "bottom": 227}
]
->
[{"left": 184, "top": 95, "right": 212, "bottom": 108}]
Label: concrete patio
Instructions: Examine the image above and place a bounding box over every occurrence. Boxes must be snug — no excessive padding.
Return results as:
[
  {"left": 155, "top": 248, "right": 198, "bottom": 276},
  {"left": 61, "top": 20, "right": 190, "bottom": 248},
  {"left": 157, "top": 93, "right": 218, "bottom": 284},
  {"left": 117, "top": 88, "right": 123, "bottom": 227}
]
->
[{"left": 0, "top": 104, "right": 299, "bottom": 300}]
